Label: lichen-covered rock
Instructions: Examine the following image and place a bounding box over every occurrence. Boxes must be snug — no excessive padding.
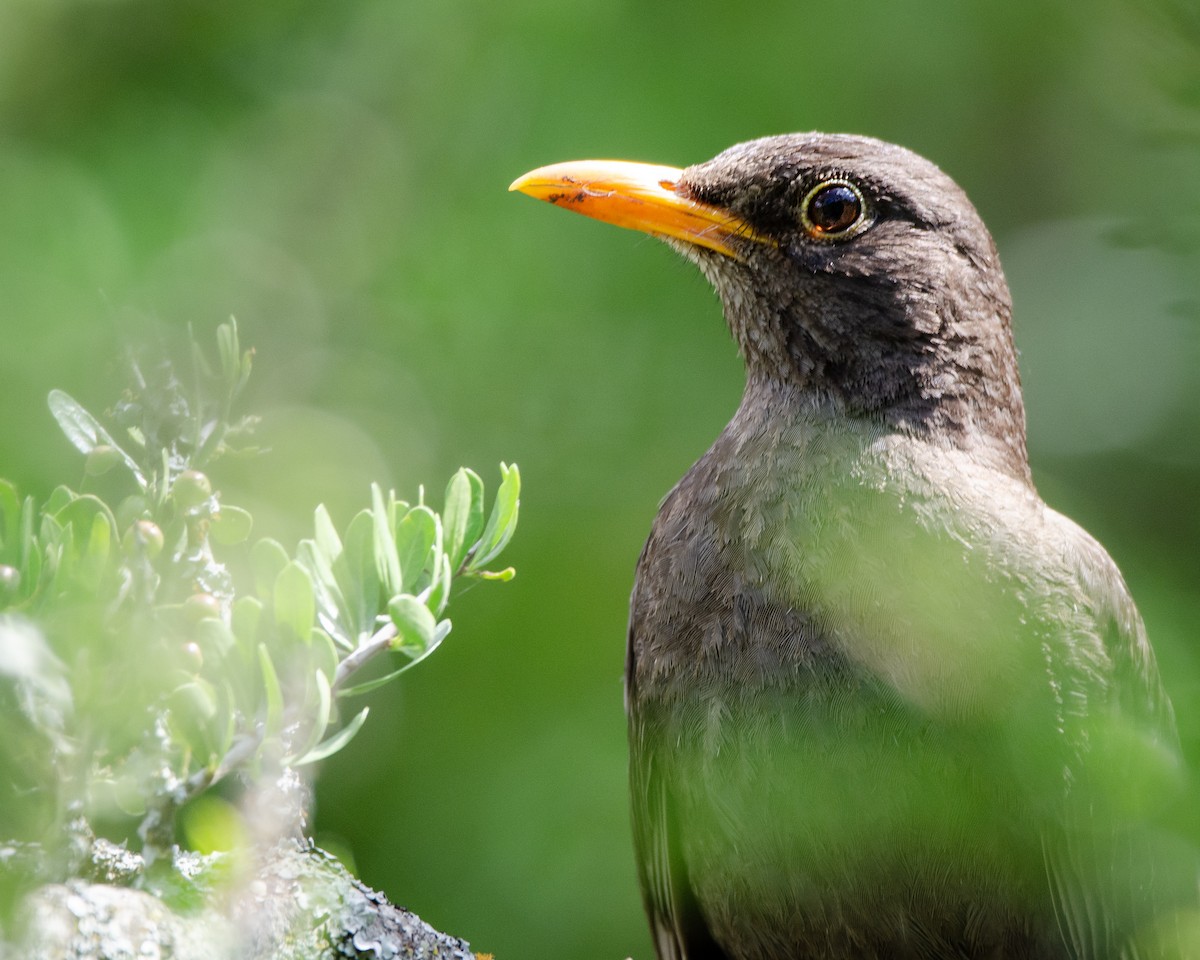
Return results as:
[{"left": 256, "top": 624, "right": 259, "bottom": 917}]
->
[{"left": 14, "top": 840, "right": 481, "bottom": 960}]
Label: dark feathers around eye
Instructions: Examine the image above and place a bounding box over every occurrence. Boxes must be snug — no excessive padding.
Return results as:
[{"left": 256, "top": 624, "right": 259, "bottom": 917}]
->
[{"left": 680, "top": 133, "right": 977, "bottom": 248}]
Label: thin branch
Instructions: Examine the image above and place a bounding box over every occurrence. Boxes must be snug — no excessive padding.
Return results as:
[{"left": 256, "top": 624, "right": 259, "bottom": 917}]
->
[{"left": 331, "top": 621, "right": 398, "bottom": 695}]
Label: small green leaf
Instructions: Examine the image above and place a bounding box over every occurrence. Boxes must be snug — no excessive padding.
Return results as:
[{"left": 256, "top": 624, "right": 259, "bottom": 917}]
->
[
  {"left": 21, "top": 499, "right": 41, "bottom": 595},
  {"left": 424, "top": 551, "right": 452, "bottom": 616},
  {"left": 273, "top": 561, "right": 315, "bottom": 644},
  {"left": 210, "top": 505, "right": 253, "bottom": 546},
  {"left": 312, "top": 504, "right": 342, "bottom": 561},
  {"left": 294, "top": 706, "right": 369, "bottom": 766},
  {"left": 470, "top": 462, "right": 520, "bottom": 571},
  {"left": 289, "top": 669, "right": 333, "bottom": 765},
  {"left": 336, "top": 664, "right": 415, "bottom": 697},
  {"left": 47, "top": 390, "right": 145, "bottom": 486},
  {"left": 84, "top": 444, "right": 123, "bottom": 477},
  {"left": 81, "top": 512, "right": 113, "bottom": 587},
  {"left": 335, "top": 510, "right": 381, "bottom": 641},
  {"left": 371, "top": 484, "right": 401, "bottom": 597},
  {"left": 231, "top": 596, "right": 264, "bottom": 651},
  {"left": 217, "top": 321, "right": 235, "bottom": 375},
  {"left": 215, "top": 318, "right": 252, "bottom": 401},
  {"left": 44, "top": 486, "right": 77, "bottom": 516},
  {"left": 195, "top": 617, "right": 237, "bottom": 663},
  {"left": 476, "top": 566, "right": 516, "bottom": 582},
  {"left": 229, "top": 597, "right": 263, "bottom": 706},
  {"left": 311, "top": 627, "right": 339, "bottom": 682},
  {"left": 442, "top": 468, "right": 484, "bottom": 572},
  {"left": 114, "top": 494, "right": 151, "bottom": 532},
  {"left": 0, "top": 480, "right": 20, "bottom": 557},
  {"left": 387, "top": 595, "right": 436, "bottom": 654},
  {"left": 395, "top": 506, "right": 438, "bottom": 594},
  {"left": 54, "top": 492, "right": 119, "bottom": 541},
  {"left": 216, "top": 320, "right": 241, "bottom": 388},
  {"left": 168, "top": 680, "right": 219, "bottom": 758},
  {"left": 54, "top": 496, "right": 117, "bottom": 590},
  {"left": 257, "top": 644, "right": 284, "bottom": 737},
  {"left": 251, "top": 538, "right": 290, "bottom": 601},
  {"left": 218, "top": 681, "right": 238, "bottom": 758},
  {"left": 295, "top": 539, "right": 352, "bottom": 650}
]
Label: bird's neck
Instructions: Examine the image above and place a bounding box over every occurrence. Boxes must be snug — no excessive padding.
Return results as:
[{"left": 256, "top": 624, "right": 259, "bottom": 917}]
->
[
  {"left": 711, "top": 251, "right": 1032, "bottom": 484},
  {"left": 735, "top": 372, "right": 1033, "bottom": 485}
]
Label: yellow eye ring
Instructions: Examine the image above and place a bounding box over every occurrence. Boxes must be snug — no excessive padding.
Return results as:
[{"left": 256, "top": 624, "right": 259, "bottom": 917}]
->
[{"left": 800, "top": 179, "right": 870, "bottom": 241}]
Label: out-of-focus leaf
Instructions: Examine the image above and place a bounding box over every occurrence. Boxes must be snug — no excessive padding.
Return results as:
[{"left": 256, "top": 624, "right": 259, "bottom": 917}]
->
[
  {"left": 217, "top": 681, "right": 237, "bottom": 758},
  {"left": 44, "top": 486, "right": 76, "bottom": 517},
  {"left": 251, "top": 538, "right": 289, "bottom": 601},
  {"left": 289, "top": 669, "right": 333, "bottom": 764},
  {"left": 92, "top": 775, "right": 147, "bottom": 818},
  {"left": 471, "top": 462, "right": 520, "bottom": 571},
  {"left": 311, "top": 628, "right": 338, "bottom": 683},
  {"left": 210, "top": 506, "right": 253, "bottom": 546},
  {"left": 168, "top": 680, "right": 219, "bottom": 757},
  {"left": 51, "top": 496, "right": 115, "bottom": 592},
  {"left": 53, "top": 492, "right": 117, "bottom": 528},
  {"left": 442, "top": 468, "right": 484, "bottom": 572},
  {"left": 257, "top": 644, "right": 284, "bottom": 738},
  {"left": 371, "top": 484, "right": 401, "bottom": 597},
  {"left": 335, "top": 510, "right": 380, "bottom": 642},
  {"left": 0, "top": 480, "right": 21, "bottom": 553},
  {"left": 54, "top": 494, "right": 118, "bottom": 585},
  {"left": 231, "top": 596, "right": 263, "bottom": 652},
  {"left": 21, "top": 498, "right": 42, "bottom": 598},
  {"left": 114, "top": 494, "right": 150, "bottom": 532},
  {"left": 47, "top": 390, "right": 145, "bottom": 486},
  {"left": 337, "top": 664, "right": 414, "bottom": 697},
  {"left": 296, "top": 538, "right": 352, "bottom": 650},
  {"left": 195, "top": 617, "right": 236, "bottom": 663},
  {"left": 387, "top": 595, "right": 436, "bottom": 654},
  {"left": 312, "top": 504, "right": 342, "bottom": 562},
  {"left": 84, "top": 445, "right": 123, "bottom": 477},
  {"left": 424, "top": 551, "right": 452, "bottom": 617},
  {"left": 273, "top": 562, "right": 315, "bottom": 645},
  {"left": 215, "top": 319, "right": 253, "bottom": 403},
  {"left": 294, "top": 706, "right": 368, "bottom": 766},
  {"left": 80, "top": 512, "right": 113, "bottom": 589}
]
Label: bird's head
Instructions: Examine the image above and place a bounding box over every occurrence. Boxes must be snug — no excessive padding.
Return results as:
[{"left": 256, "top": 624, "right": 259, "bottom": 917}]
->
[{"left": 512, "top": 133, "right": 1029, "bottom": 479}]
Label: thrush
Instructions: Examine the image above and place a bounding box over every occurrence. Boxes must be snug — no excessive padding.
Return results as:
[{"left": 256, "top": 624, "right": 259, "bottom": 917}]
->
[{"left": 511, "top": 134, "right": 1191, "bottom": 959}]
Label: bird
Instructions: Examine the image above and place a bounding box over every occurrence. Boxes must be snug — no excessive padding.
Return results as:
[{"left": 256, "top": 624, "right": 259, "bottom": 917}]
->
[{"left": 510, "top": 134, "right": 1192, "bottom": 959}]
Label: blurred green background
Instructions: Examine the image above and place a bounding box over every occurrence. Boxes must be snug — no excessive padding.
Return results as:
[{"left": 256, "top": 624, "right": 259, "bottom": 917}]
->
[{"left": 1, "top": 0, "right": 1197, "bottom": 957}]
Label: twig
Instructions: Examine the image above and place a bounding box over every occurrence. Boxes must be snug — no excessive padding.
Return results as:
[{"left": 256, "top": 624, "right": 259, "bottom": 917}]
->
[{"left": 331, "top": 621, "right": 398, "bottom": 695}]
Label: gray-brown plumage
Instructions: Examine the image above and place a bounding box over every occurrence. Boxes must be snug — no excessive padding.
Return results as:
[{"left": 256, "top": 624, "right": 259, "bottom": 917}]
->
[{"left": 512, "top": 134, "right": 1191, "bottom": 959}]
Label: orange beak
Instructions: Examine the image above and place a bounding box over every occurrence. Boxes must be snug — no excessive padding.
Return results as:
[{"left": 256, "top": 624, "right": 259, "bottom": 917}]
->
[{"left": 509, "top": 159, "right": 768, "bottom": 260}]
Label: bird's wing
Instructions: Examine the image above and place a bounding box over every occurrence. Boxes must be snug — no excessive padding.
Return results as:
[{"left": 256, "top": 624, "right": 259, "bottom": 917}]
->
[
  {"left": 825, "top": 456, "right": 1186, "bottom": 957},
  {"left": 625, "top": 477, "right": 734, "bottom": 960},
  {"left": 626, "top": 699, "right": 730, "bottom": 960},
  {"left": 1035, "top": 511, "right": 1185, "bottom": 960},
  {"left": 770, "top": 445, "right": 1189, "bottom": 955}
]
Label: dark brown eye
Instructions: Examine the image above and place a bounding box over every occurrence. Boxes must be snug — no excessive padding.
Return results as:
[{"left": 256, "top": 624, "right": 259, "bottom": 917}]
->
[{"left": 801, "top": 180, "right": 867, "bottom": 240}]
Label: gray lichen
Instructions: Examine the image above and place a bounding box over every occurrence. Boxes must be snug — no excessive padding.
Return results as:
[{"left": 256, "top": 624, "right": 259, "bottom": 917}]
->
[{"left": 13, "top": 841, "right": 480, "bottom": 960}]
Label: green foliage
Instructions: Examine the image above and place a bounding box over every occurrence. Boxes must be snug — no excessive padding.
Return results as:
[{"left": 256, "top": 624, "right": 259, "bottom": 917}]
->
[{"left": 0, "top": 321, "right": 519, "bottom": 885}]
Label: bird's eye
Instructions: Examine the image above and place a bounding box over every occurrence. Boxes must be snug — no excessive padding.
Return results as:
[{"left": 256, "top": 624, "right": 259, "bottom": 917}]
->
[{"left": 800, "top": 180, "right": 868, "bottom": 240}]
